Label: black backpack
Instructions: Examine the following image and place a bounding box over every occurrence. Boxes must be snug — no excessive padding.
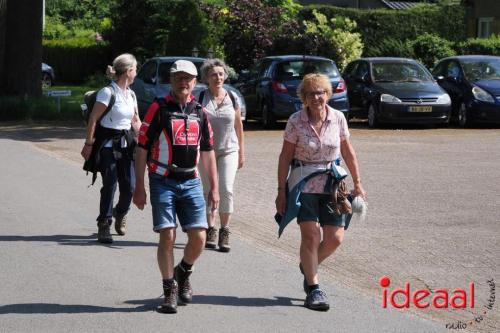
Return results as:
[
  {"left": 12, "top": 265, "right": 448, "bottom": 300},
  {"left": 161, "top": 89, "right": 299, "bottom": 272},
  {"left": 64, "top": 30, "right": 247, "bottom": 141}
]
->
[
  {"left": 198, "top": 89, "right": 236, "bottom": 109},
  {"left": 81, "top": 84, "right": 116, "bottom": 125}
]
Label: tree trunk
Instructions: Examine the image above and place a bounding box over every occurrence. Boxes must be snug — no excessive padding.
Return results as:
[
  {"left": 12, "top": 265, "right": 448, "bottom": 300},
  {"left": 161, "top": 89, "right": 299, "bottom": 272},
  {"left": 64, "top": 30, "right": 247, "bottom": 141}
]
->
[
  {"left": 0, "top": 0, "right": 7, "bottom": 85},
  {"left": 2, "top": 0, "right": 43, "bottom": 97}
]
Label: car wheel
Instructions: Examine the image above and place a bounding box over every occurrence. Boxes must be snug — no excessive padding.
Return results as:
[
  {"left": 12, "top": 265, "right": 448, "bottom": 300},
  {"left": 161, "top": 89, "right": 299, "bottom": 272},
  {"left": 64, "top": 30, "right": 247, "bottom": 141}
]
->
[
  {"left": 42, "top": 73, "right": 52, "bottom": 89},
  {"left": 262, "top": 103, "right": 276, "bottom": 129},
  {"left": 368, "top": 104, "right": 378, "bottom": 128},
  {"left": 458, "top": 102, "right": 468, "bottom": 127}
]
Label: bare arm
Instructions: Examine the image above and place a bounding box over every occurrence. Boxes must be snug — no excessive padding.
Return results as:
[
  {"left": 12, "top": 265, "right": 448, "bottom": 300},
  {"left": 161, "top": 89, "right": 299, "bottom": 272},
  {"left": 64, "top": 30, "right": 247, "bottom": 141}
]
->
[
  {"left": 133, "top": 147, "right": 148, "bottom": 210},
  {"left": 200, "top": 150, "right": 220, "bottom": 211},
  {"left": 234, "top": 105, "right": 245, "bottom": 169},
  {"left": 80, "top": 102, "right": 108, "bottom": 160},
  {"left": 340, "top": 138, "right": 366, "bottom": 199},
  {"left": 275, "top": 140, "right": 295, "bottom": 215},
  {"left": 131, "top": 110, "right": 142, "bottom": 137}
]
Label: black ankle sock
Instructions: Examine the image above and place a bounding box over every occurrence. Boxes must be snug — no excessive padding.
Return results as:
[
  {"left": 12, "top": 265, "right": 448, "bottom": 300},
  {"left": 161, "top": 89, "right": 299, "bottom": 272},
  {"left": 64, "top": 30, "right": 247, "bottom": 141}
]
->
[
  {"left": 308, "top": 284, "right": 320, "bottom": 293},
  {"left": 180, "top": 259, "right": 193, "bottom": 271},
  {"left": 162, "top": 278, "right": 175, "bottom": 288}
]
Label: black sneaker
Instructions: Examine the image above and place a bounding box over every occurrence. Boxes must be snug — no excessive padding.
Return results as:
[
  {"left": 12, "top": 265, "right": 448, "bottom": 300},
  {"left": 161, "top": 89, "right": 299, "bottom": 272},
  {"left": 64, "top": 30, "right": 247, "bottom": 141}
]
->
[
  {"left": 218, "top": 227, "right": 231, "bottom": 252},
  {"left": 205, "top": 227, "right": 217, "bottom": 249},
  {"left": 174, "top": 265, "right": 193, "bottom": 303},
  {"left": 299, "top": 263, "right": 307, "bottom": 294},
  {"left": 97, "top": 219, "right": 113, "bottom": 244},
  {"left": 304, "top": 289, "right": 330, "bottom": 311},
  {"left": 112, "top": 208, "right": 127, "bottom": 236},
  {"left": 158, "top": 280, "right": 178, "bottom": 314}
]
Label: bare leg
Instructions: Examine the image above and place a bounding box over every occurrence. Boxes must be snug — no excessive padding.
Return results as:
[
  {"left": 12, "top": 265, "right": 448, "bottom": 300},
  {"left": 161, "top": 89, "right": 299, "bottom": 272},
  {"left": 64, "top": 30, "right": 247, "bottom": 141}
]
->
[
  {"left": 219, "top": 212, "right": 231, "bottom": 228},
  {"left": 299, "top": 222, "right": 322, "bottom": 285},
  {"left": 318, "top": 226, "right": 344, "bottom": 265},
  {"left": 157, "top": 228, "right": 176, "bottom": 279},
  {"left": 183, "top": 228, "right": 206, "bottom": 265}
]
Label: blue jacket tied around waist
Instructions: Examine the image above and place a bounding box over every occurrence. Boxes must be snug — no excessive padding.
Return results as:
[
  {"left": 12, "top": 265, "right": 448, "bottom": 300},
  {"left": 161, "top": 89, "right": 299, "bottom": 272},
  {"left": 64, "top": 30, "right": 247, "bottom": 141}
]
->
[{"left": 276, "top": 160, "right": 353, "bottom": 237}]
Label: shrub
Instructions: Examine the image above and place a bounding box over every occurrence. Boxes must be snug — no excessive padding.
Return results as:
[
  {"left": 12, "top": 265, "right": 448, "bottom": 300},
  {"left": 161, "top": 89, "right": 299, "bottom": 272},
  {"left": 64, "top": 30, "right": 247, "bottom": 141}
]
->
[
  {"left": 367, "top": 38, "right": 414, "bottom": 58},
  {"left": 456, "top": 35, "right": 500, "bottom": 55},
  {"left": 410, "top": 33, "right": 456, "bottom": 68},
  {"left": 0, "top": 95, "right": 81, "bottom": 121},
  {"left": 43, "top": 38, "right": 112, "bottom": 84}
]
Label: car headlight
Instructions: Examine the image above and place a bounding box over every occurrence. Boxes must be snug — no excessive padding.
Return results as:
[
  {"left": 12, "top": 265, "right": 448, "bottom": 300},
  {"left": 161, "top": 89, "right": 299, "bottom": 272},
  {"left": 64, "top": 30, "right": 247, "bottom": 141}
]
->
[
  {"left": 436, "top": 93, "right": 451, "bottom": 104},
  {"left": 380, "top": 94, "right": 402, "bottom": 103},
  {"left": 472, "top": 86, "right": 495, "bottom": 103}
]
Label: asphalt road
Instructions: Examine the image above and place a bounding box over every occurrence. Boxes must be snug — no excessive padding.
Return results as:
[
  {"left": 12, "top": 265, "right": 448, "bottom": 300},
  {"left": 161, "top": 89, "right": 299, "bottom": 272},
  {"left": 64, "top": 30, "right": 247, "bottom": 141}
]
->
[{"left": 0, "top": 122, "right": 498, "bottom": 332}]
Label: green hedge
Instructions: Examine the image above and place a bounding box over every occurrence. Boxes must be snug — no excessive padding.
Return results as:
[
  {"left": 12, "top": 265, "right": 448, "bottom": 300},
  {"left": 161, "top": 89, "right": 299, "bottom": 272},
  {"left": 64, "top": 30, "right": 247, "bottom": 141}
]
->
[
  {"left": 456, "top": 35, "right": 500, "bottom": 55},
  {"left": 43, "top": 38, "right": 112, "bottom": 84},
  {"left": 298, "top": 4, "right": 466, "bottom": 57}
]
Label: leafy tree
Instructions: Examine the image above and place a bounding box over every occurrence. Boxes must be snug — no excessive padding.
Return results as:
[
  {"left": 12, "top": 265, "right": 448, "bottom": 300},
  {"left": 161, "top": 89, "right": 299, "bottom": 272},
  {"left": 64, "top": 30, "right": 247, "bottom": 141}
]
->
[
  {"left": 221, "top": 0, "right": 283, "bottom": 70},
  {"left": 302, "top": 10, "right": 363, "bottom": 70}
]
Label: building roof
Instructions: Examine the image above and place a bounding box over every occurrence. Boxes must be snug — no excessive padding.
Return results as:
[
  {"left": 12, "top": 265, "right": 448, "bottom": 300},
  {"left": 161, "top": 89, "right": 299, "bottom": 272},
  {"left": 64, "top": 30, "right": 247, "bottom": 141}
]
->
[{"left": 381, "top": 0, "right": 422, "bottom": 10}]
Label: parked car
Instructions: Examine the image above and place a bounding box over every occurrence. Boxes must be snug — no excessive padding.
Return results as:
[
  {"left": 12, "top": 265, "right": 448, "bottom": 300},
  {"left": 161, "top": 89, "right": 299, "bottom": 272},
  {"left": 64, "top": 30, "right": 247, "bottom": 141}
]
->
[
  {"left": 432, "top": 55, "right": 500, "bottom": 127},
  {"left": 42, "top": 63, "right": 55, "bottom": 88},
  {"left": 343, "top": 57, "right": 451, "bottom": 128},
  {"left": 130, "top": 56, "right": 246, "bottom": 120},
  {"left": 236, "top": 55, "right": 348, "bottom": 128}
]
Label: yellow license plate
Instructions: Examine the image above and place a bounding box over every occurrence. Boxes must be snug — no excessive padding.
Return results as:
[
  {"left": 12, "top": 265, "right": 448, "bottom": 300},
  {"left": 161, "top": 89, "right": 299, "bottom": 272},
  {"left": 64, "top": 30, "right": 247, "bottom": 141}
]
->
[{"left": 409, "top": 106, "right": 432, "bottom": 112}]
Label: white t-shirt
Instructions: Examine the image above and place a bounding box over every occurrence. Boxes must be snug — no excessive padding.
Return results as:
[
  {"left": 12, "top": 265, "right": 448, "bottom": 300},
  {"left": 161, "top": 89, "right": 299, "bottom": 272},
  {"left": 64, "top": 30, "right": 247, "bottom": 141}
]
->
[{"left": 96, "top": 81, "right": 137, "bottom": 130}]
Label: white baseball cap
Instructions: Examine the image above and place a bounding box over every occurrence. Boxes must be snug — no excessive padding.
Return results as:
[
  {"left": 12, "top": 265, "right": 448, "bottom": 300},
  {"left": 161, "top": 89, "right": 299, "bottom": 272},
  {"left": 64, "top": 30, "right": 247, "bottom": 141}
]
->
[{"left": 170, "top": 60, "right": 198, "bottom": 76}]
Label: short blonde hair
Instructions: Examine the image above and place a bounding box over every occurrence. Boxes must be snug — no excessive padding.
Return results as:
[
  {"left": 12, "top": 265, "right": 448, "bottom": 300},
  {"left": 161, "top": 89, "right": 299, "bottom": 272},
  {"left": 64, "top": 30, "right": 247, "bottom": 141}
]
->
[
  {"left": 106, "top": 53, "right": 137, "bottom": 80},
  {"left": 297, "top": 73, "right": 333, "bottom": 104}
]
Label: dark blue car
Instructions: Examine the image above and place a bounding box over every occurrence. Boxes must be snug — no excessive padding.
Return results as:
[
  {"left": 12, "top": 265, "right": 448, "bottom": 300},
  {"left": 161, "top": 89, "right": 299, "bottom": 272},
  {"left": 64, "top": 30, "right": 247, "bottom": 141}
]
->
[
  {"left": 432, "top": 55, "right": 500, "bottom": 127},
  {"left": 237, "top": 55, "right": 348, "bottom": 128},
  {"left": 344, "top": 58, "right": 451, "bottom": 128}
]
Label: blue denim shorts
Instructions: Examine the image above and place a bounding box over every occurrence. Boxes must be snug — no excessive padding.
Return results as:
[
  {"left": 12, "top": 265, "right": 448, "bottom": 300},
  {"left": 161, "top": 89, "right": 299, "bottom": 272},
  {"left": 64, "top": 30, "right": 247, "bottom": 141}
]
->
[
  {"left": 149, "top": 173, "right": 208, "bottom": 232},
  {"left": 297, "top": 193, "right": 346, "bottom": 227}
]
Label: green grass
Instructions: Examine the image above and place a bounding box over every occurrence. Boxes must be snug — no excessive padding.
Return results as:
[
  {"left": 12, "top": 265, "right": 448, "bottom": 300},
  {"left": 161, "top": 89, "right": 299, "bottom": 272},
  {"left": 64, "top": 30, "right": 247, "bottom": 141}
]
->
[{"left": 0, "top": 84, "right": 99, "bottom": 122}]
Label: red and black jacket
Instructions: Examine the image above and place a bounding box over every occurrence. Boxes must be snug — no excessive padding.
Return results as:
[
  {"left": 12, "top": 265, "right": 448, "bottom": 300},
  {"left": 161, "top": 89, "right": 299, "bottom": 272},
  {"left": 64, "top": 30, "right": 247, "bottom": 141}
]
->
[{"left": 138, "top": 93, "right": 213, "bottom": 179}]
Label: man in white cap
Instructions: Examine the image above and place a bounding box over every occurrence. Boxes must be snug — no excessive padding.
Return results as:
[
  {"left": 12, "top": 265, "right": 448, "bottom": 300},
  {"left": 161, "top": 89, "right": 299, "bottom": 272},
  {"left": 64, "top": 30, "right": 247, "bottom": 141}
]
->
[{"left": 133, "top": 60, "right": 219, "bottom": 314}]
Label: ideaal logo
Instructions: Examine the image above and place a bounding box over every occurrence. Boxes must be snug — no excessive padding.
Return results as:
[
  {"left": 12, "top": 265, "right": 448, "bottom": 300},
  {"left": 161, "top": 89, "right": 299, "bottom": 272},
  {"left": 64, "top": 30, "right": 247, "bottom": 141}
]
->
[
  {"left": 379, "top": 276, "right": 496, "bottom": 330},
  {"left": 379, "top": 276, "right": 474, "bottom": 309}
]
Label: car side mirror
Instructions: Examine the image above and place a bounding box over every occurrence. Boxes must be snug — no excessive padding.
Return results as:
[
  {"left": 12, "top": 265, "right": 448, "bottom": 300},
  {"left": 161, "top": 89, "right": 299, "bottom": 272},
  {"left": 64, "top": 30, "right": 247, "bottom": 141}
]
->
[
  {"left": 143, "top": 76, "right": 155, "bottom": 85},
  {"left": 446, "top": 75, "right": 459, "bottom": 84},
  {"left": 356, "top": 74, "right": 369, "bottom": 83}
]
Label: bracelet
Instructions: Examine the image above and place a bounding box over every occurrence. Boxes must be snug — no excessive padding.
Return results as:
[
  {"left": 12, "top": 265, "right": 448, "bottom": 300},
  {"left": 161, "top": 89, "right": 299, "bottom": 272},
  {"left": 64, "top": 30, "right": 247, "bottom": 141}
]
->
[
  {"left": 84, "top": 142, "right": 93, "bottom": 147},
  {"left": 353, "top": 178, "right": 362, "bottom": 184},
  {"left": 277, "top": 187, "right": 285, "bottom": 191}
]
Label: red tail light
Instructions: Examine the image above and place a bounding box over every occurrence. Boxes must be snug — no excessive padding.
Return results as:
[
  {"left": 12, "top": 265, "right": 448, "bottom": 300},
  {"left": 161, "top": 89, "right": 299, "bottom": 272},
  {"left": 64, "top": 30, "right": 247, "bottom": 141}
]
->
[
  {"left": 335, "top": 79, "right": 346, "bottom": 94},
  {"left": 272, "top": 80, "right": 288, "bottom": 93}
]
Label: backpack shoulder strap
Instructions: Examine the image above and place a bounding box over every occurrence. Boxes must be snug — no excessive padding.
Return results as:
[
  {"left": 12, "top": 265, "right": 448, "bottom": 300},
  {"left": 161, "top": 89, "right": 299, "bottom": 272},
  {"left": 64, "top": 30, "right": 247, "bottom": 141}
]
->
[
  {"left": 98, "top": 84, "right": 116, "bottom": 122},
  {"left": 198, "top": 89, "right": 206, "bottom": 105},
  {"left": 227, "top": 90, "right": 236, "bottom": 109}
]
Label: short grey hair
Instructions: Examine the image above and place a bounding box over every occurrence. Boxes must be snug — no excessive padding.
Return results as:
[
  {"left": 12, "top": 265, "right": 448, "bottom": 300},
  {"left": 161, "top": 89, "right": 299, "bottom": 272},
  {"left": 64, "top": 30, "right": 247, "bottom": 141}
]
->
[{"left": 200, "top": 58, "right": 229, "bottom": 83}]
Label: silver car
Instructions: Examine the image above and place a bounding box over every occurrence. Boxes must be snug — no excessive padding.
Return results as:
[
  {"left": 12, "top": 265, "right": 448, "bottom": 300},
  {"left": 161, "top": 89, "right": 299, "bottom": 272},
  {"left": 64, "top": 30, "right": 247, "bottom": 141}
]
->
[{"left": 130, "top": 56, "right": 246, "bottom": 120}]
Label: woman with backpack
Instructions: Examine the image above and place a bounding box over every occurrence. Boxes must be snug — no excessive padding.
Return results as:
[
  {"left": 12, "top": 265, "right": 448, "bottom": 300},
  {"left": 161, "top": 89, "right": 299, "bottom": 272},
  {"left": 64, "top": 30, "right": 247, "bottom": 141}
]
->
[
  {"left": 81, "top": 53, "right": 141, "bottom": 244},
  {"left": 198, "top": 58, "right": 245, "bottom": 252}
]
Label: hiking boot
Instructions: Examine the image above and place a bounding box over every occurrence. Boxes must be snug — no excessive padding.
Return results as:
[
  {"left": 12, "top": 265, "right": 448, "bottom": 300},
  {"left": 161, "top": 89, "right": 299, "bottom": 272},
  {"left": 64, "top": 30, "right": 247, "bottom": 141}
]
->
[
  {"left": 174, "top": 264, "right": 193, "bottom": 303},
  {"left": 218, "top": 226, "right": 231, "bottom": 253},
  {"left": 205, "top": 227, "right": 217, "bottom": 249},
  {"left": 304, "top": 289, "right": 330, "bottom": 311},
  {"left": 299, "top": 263, "right": 307, "bottom": 294},
  {"left": 113, "top": 208, "right": 127, "bottom": 236},
  {"left": 158, "top": 280, "right": 177, "bottom": 314},
  {"left": 97, "top": 219, "right": 113, "bottom": 244}
]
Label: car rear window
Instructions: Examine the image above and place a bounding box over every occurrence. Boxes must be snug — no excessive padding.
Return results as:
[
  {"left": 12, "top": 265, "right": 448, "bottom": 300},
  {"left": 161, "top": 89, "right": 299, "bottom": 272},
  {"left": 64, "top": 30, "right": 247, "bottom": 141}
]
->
[
  {"left": 275, "top": 60, "right": 340, "bottom": 79},
  {"left": 158, "top": 61, "right": 204, "bottom": 84}
]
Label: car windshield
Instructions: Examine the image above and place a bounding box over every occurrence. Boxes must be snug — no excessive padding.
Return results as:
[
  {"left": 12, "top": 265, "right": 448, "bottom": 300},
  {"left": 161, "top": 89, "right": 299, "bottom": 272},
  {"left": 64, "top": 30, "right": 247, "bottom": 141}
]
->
[
  {"left": 461, "top": 58, "right": 500, "bottom": 81},
  {"left": 275, "top": 60, "right": 340, "bottom": 79},
  {"left": 372, "top": 62, "right": 432, "bottom": 82},
  {"left": 158, "top": 61, "right": 204, "bottom": 84}
]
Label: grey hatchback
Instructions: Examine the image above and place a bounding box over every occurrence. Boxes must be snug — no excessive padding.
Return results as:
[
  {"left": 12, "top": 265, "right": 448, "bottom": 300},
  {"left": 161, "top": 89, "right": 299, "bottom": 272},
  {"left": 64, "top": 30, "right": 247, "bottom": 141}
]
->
[{"left": 130, "top": 56, "right": 246, "bottom": 119}]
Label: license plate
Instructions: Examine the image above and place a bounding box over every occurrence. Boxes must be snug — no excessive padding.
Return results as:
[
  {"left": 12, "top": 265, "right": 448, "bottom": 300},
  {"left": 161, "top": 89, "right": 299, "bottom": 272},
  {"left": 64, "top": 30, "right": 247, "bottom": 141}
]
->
[{"left": 409, "top": 106, "right": 432, "bottom": 112}]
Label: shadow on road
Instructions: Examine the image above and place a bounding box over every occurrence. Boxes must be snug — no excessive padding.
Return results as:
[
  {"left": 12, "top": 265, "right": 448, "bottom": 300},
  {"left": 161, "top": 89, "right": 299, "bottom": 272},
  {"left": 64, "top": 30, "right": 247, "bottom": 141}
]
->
[
  {"left": 0, "top": 123, "right": 85, "bottom": 142},
  {"left": 193, "top": 295, "right": 302, "bottom": 307},
  {"left": 0, "top": 295, "right": 302, "bottom": 314},
  {"left": 0, "top": 234, "right": 185, "bottom": 249}
]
